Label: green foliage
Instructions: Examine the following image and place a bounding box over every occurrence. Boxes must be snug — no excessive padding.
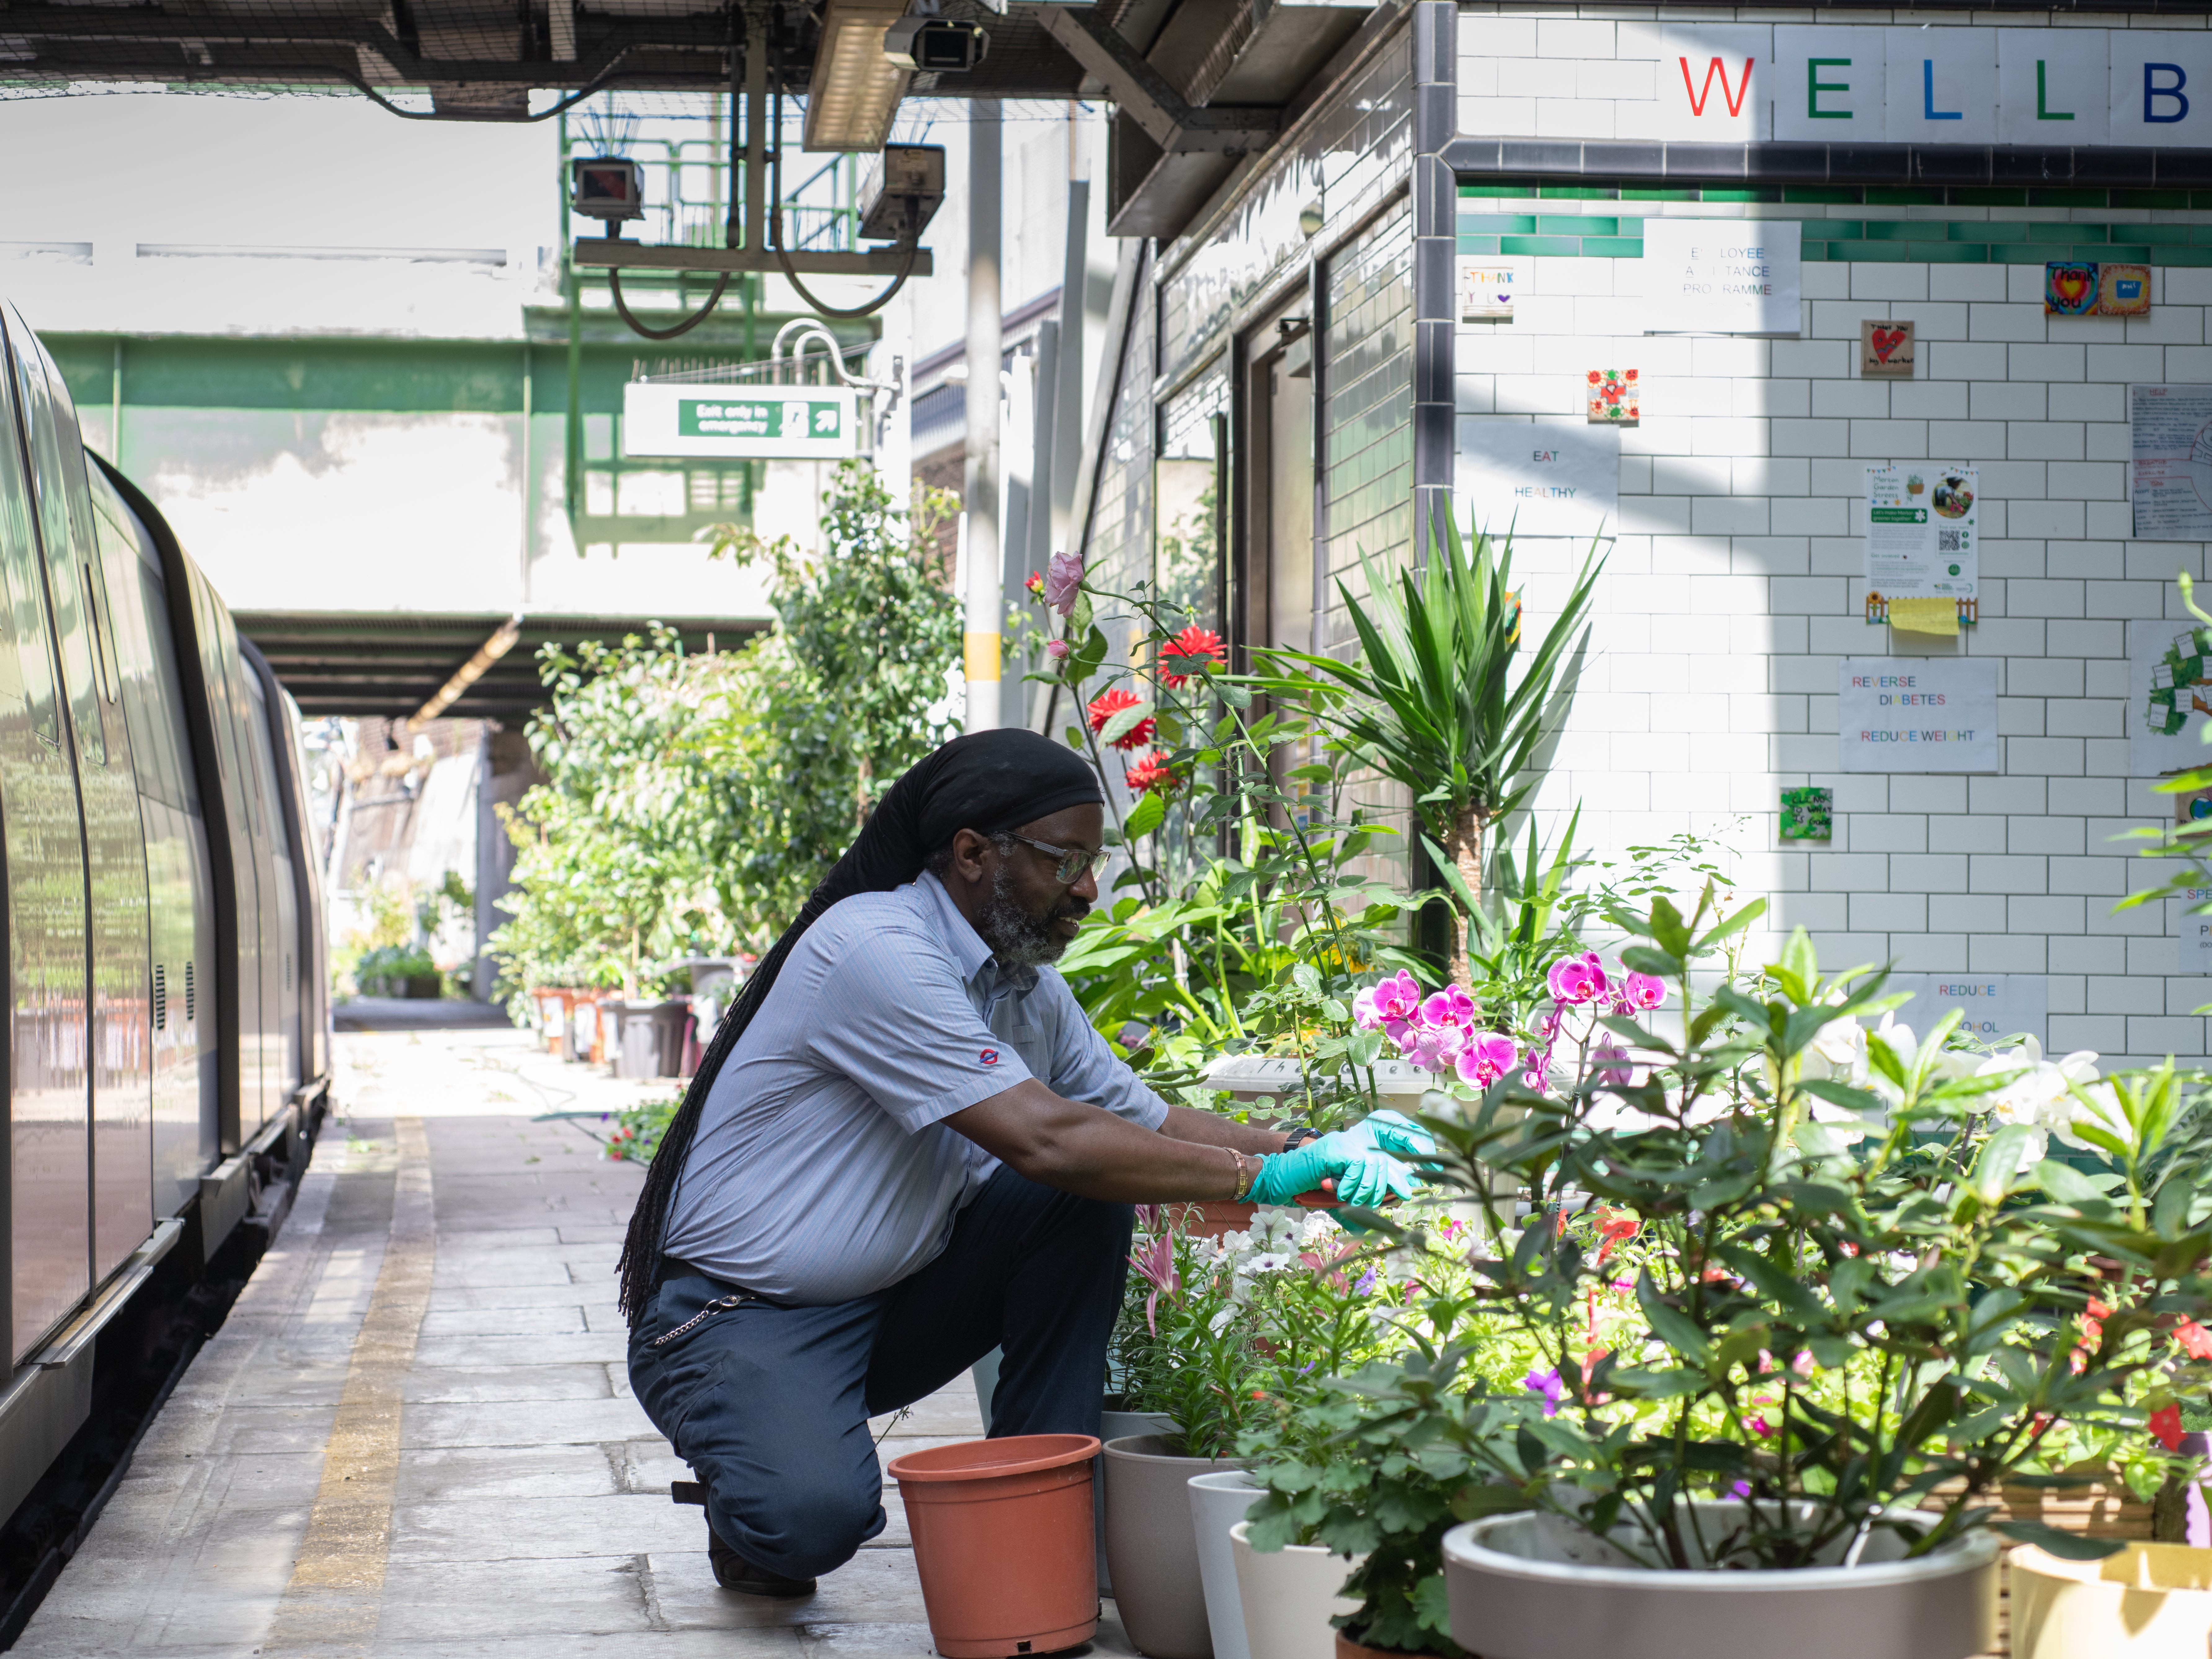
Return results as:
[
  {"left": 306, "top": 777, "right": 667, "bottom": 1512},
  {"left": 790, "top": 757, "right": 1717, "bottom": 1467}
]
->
[
  {"left": 1253, "top": 506, "right": 1603, "bottom": 858},
  {"left": 351, "top": 943, "right": 439, "bottom": 993},
  {"left": 490, "top": 464, "right": 961, "bottom": 1006}
]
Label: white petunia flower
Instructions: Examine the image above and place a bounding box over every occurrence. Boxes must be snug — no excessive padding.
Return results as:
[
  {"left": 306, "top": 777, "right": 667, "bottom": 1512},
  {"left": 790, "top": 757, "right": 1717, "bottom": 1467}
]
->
[{"left": 1803, "top": 1014, "right": 1870, "bottom": 1086}]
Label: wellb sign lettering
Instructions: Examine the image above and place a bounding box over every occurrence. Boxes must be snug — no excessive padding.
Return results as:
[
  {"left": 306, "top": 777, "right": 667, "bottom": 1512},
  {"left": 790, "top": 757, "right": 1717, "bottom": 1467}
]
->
[{"left": 1460, "top": 23, "right": 2212, "bottom": 148}]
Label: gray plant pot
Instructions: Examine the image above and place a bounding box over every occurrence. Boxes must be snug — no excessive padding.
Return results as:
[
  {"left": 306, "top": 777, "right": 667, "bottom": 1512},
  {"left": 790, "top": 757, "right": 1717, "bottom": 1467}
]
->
[
  {"left": 1096, "top": 1409, "right": 1176, "bottom": 1595},
  {"left": 1442, "top": 1504, "right": 2001, "bottom": 1659},
  {"left": 1187, "top": 1470, "right": 1262, "bottom": 1659},
  {"left": 1105, "top": 1433, "right": 1233, "bottom": 1659}
]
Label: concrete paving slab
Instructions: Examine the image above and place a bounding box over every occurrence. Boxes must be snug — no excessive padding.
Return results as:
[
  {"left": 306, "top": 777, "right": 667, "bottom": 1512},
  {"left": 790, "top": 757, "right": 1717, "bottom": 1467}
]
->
[{"left": 16, "top": 1030, "right": 1095, "bottom": 1659}]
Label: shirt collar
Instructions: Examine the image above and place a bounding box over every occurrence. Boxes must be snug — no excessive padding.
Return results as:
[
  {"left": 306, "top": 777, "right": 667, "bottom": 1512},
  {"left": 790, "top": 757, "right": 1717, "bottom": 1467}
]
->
[{"left": 913, "top": 869, "right": 1042, "bottom": 998}]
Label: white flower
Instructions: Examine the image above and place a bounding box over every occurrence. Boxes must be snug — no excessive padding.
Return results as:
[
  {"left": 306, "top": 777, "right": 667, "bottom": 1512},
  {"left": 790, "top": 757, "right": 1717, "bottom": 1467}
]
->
[
  {"left": 1250, "top": 1208, "right": 1303, "bottom": 1250},
  {"left": 1299, "top": 1211, "right": 1342, "bottom": 1247},
  {"left": 1207, "top": 1306, "right": 1237, "bottom": 1335},
  {"left": 1803, "top": 1014, "right": 1870, "bottom": 1086},
  {"left": 2054, "top": 1078, "right": 2128, "bottom": 1153},
  {"left": 1241, "top": 1251, "right": 1296, "bottom": 1276}
]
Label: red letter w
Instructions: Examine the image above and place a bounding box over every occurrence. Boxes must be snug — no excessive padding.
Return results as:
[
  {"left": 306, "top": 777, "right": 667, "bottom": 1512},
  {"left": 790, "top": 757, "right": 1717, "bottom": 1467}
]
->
[{"left": 1679, "top": 56, "right": 1755, "bottom": 117}]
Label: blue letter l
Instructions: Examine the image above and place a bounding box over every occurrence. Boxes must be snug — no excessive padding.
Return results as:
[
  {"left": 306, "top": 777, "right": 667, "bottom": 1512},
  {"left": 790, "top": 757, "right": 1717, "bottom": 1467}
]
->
[{"left": 1923, "top": 59, "right": 1961, "bottom": 120}]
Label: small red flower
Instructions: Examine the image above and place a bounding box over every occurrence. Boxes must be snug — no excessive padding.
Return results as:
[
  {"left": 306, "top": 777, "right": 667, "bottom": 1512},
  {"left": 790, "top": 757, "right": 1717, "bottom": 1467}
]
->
[
  {"left": 2175, "top": 1317, "right": 2212, "bottom": 1360},
  {"left": 1124, "top": 749, "right": 1181, "bottom": 795},
  {"left": 1086, "top": 688, "right": 1155, "bottom": 750},
  {"left": 2151, "top": 1403, "right": 2186, "bottom": 1451},
  {"left": 1593, "top": 1208, "right": 1638, "bottom": 1265},
  {"left": 1025, "top": 570, "right": 1045, "bottom": 597},
  {"left": 1157, "top": 625, "right": 1227, "bottom": 689}
]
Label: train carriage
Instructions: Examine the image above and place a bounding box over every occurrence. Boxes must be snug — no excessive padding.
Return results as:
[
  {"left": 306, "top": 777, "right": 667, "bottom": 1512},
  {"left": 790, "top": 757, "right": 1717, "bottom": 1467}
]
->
[{"left": 0, "top": 296, "right": 330, "bottom": 1525}]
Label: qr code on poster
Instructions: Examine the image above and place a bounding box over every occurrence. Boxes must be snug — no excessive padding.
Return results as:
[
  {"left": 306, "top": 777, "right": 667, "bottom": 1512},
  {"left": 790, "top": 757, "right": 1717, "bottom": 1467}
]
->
[{"left": 1937, "top": 530, "right": 1963, "bottom": 552}]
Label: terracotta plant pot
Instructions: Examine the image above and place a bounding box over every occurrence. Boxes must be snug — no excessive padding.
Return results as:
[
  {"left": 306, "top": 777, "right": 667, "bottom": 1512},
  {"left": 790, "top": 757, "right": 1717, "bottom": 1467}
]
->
[
  {"left": 1104, "top": 1433, "right": 1235, "bottom": 1658},
  {"left": 2011, "top": 1541, "right": 2212, "bottom": 1657},
  {"left": 1189, "top": 1471, "right": 1262, "bottom": 1659},
  {"left": 886, "top": 1433, "right": 1102, "bottom": 1659},
  {"left": 1334, "top": 1635, "right": 1446, "bottom": 1659},
  {"left": 1442, "top": 1504, "right": 2000, "bottom": 1659},
  {"left": 1224, "top": 1518, "right": 1361, "bottom": 1659}
]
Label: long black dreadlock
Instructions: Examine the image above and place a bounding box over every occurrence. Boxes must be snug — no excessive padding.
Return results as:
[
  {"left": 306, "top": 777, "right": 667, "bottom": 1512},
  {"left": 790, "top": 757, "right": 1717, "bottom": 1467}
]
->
[{"left": 615, "top": 727, "right": 1105, "bottom": 1321}]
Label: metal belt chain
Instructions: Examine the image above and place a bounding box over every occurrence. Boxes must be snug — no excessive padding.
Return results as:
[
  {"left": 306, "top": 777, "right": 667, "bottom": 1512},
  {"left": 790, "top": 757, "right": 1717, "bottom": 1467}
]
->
[{"left": 651, "top": 1290, "right": 753, "bottom": 1347}]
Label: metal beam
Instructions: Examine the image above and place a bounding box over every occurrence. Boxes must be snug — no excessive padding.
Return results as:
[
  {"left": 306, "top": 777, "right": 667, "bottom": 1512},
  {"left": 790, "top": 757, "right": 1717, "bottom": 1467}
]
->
[
  {"left": 1033, "top": 5, "right": 1276, "bottom": 153},
  {"left": 573, "top": 238, "right": 932, "bottom": 275}
]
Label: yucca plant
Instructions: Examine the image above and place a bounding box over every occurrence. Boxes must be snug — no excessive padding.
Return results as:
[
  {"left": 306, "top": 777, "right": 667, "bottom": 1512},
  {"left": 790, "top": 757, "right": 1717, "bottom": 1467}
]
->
[{"left": 1256, "top": 501, "right": 1602, "bottom": 984}]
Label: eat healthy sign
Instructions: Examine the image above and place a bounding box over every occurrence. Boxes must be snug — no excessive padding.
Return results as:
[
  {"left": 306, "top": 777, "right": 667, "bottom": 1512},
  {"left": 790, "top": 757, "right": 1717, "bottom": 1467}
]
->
[{"left": 1464, "top": 22, "right": 2212, "bottom": 146}]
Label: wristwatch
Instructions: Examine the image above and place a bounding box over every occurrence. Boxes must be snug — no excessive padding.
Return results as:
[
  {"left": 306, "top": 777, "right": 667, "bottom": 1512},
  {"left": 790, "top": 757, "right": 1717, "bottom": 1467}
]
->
[{"left": 1282, "top": 1125, "right": 1321, "bottom": 1153}]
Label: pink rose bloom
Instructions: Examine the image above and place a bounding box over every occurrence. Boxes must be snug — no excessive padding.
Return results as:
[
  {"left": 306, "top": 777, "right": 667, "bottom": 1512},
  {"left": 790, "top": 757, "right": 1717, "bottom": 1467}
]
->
[
  {"left": 1454, "top": 1031, "right": 1520, "bottom": 1087},
  {"left": 1622, "top": 970, "right": 1666, "bottom": 1010},
  {"left": 1591, "top": 1043, "right": 1633, "bottom": 1088},
  {"left": 1043, "top": 550, "right": 1084, "bottom": 616},
  {"left": 1045, "top": 638, "right": 1071, "bottom": 661}
]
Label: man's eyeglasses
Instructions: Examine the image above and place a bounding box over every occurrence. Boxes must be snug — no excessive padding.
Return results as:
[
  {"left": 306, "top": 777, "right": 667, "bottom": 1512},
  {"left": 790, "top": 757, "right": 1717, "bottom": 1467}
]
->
[{"left": 1006, "top": 832, "right": 1111, "bottom": 886}]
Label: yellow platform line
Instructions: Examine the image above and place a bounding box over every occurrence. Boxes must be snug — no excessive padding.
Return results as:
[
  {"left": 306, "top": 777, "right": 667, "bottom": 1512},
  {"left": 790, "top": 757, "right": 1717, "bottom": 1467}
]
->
[{"left": 265, "top": 1116, "right": 436, "bottom": 1654}]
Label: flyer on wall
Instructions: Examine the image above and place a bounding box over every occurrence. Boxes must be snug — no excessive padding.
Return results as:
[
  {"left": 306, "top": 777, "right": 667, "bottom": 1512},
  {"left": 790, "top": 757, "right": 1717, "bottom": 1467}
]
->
[
  {"left": 2131, "top": 384, "right": 2212, "bottom": 540},
  {"left": 1864, "top": 464, "right": 1977, "bottom": 598}
]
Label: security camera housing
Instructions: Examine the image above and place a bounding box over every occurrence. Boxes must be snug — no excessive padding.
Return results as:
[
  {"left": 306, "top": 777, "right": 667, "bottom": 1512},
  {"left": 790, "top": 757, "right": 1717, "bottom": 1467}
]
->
[
  {"left": 882, "top": 16, "right": 988, "bottom": 72},
  {"left": 858, "top": 144, "right": 947, "bottom": 242}
]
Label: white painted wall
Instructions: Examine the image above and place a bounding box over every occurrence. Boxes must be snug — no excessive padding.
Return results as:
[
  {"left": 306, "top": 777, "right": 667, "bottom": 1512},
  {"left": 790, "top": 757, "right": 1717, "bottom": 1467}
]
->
[{"left": 1461, "top": 211, "right": 2212, "bottom": 1069}]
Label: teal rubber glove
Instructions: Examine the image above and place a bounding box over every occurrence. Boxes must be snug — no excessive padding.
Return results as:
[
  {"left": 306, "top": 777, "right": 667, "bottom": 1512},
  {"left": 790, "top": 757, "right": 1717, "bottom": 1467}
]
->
[
  {"left": 1341, "top": 1109, "right": 1436, "bottom": 1161},
  {"left": 1249, "top": 1130, "right": 1416, "bottom": 1208}
]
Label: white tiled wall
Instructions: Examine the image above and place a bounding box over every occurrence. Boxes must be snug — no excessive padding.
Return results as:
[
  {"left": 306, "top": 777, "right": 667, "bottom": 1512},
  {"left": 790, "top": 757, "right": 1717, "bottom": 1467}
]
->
[{"left": 1464, "top": 223, "right": 2212, "bottom": 1066}]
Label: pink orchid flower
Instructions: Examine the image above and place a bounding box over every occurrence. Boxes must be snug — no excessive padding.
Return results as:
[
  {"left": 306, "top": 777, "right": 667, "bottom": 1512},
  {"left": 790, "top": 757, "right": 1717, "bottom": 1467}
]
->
[
  {"left": 1455, "top": 1031, "right": 1521, "bottom": 1088},
  {"left": 1547, "top": 953, "right": 1607, "bottom": 1005},
  {"left": 1621, "top": 970, "right": 1667, "bottom": 1010},
  {"left": 1421, "top": 985, "right": 1478, "bottom": 1031},
  {"left": 1399, "top": 1023, "right": 1466, "bottom": 1074},
  {"left": 1353, "top": 971, "right": 1423, "bottom": 1040},
  {"left": 1043, "top": 550, "right": 1084, "bottom": 616},
  {"left": 1591, "top": 1043, "right": 1634, "bottom": 1088}
]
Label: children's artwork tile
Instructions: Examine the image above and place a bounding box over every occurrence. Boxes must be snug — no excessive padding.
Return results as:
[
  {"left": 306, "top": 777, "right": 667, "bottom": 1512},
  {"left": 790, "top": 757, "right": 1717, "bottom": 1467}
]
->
[
  {"left": 1860, "top": 319, "right": 1914, "bottom": 378},
  {"left": 2098, "top": 263, "right": 2150, "bottom": 317},
  {"left": 2045, "top": 261, "right": 2099, "bottom": 317},
  {"left": 1780, "top": 786, "right": 1832, "bottom": 841},
  {"left": 1586, "top": 368, "right": 1639, "bottom": 424}
]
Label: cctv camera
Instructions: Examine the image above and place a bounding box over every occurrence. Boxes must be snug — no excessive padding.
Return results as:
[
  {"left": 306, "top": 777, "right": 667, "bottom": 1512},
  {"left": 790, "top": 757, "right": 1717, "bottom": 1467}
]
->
[{"left": 882, "top": 16, "right": 988, "bottom": 71}]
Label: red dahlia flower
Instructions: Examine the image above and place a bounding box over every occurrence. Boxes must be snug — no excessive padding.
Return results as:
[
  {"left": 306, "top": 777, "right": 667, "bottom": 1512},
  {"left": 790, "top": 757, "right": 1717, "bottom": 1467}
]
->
[
  {"left": 1086, "top": 688, "right": 1155, "bottom": 750},
  {"left": 1124, "top": 749, "right": 1181, "bottom": 794},
  {"left": 1157, "top": 625, "right": 1226, "bottom": 689}
]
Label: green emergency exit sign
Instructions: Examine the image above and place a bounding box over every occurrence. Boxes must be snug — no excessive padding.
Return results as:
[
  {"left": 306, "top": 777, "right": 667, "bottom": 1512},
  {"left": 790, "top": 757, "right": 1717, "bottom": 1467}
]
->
[{"left": 624, "top": 382, "right": 861, "bottom": 460}]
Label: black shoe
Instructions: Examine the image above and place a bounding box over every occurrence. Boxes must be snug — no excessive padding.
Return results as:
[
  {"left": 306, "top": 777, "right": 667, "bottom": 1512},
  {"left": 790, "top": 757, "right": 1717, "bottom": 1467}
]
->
[{"left": 707, "top": 1523, "right": 817, "bottom": 1597}]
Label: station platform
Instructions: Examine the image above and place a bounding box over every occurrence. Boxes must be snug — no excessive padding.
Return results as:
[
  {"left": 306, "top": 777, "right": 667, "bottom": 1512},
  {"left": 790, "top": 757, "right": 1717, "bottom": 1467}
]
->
[{"left": 13, "top": 1028, "right": 1144, "bottom": 1657}]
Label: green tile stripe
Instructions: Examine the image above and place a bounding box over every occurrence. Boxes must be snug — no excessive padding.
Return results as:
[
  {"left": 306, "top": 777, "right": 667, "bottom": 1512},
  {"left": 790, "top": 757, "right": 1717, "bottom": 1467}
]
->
[
  {"left": 1457, "top": 211, "right": 2212, "bottom": 264},
  {"left": 1456, "top": 182, "right": 2212, "bottom": 211}
]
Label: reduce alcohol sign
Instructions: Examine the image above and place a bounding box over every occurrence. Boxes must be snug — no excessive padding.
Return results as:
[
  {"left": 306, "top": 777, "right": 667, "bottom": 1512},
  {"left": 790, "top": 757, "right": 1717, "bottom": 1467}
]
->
[{"left": 624, "top": 382, "right": 860, "bottom": 459}]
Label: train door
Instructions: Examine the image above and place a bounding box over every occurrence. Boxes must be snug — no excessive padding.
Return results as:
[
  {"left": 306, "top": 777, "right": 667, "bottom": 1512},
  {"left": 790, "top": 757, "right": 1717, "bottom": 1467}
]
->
[
  {"left": 279, "top": 689, "right": 328, "bottom": 1088},
  {"left": 188, "top": 576, "right": 265, "bottom": 1139},
  {"left": 9, "top": 314, "right": 154, "bottom": 1285},
  {"left": 0, "top": 315, "right": 91, "bottom": 1359},
  {"left": 90, "top": 466, "right": 217, "bottom": 1215},
  {"left": 238, "top": 670, "right": 299, "bottom": 1097}
]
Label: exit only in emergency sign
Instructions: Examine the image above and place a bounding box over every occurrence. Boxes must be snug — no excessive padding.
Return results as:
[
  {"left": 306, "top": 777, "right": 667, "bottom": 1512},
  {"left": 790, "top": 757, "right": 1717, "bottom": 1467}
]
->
[{"left": 623, "top": 382, "right": 859, "bottom": 459}]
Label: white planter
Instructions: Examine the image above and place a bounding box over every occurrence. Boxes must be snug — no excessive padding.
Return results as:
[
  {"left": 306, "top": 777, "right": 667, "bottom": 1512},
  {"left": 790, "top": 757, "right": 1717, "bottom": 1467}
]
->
[
  {"left": 1188, "top": 1471, "right": 1261, "bottom": 1659},
  {"left": 2011, "top": 1541, "right": 2212, "bottom": 1658},
  {"left": 1230, "top": 1519, "right": 1360, "bottom": 1659},
  {"left": 1442, "top": 1504, "right": 2000, "bottom": 1659}
]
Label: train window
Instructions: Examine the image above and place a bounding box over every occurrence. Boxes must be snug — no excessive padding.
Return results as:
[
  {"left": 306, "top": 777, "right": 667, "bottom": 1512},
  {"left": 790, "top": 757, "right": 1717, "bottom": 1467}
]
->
[
  {"left": 0, "top": 326, "right": 54, "bottom": 740},
  {"left": 2, "top": 310, "right": 103, "bottom": 764},
  {"left": 88, "top": 490, "right": 197, "bottom": 817}
]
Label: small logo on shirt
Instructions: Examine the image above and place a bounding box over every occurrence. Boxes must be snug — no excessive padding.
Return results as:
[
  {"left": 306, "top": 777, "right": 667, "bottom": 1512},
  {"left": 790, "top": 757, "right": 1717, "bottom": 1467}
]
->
[{"left": 979, "top": 1048, "right": 1000, "bottom": 1066}]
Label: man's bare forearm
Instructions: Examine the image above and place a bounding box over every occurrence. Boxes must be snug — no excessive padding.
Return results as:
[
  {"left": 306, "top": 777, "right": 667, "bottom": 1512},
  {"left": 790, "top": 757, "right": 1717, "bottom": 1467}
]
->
[{"left": 1159, "top": 1103, "right": 1294, "bottom": 1156}]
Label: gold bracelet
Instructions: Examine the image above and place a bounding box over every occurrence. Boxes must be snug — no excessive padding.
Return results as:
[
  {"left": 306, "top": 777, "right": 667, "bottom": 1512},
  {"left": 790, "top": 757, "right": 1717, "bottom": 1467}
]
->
[{"left": 1228, "top": 1147, "right": 1255, "bottom": 1202}]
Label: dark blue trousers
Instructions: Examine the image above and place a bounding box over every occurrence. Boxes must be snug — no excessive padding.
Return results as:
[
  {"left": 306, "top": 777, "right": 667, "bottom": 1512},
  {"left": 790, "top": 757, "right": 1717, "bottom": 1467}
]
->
[{"left": 628, "top": 1165, "right": 1134, "bottom": 1581}]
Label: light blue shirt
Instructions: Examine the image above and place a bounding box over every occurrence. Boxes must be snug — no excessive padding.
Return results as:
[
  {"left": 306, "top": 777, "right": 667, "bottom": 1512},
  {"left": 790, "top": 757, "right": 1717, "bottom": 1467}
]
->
[{"left": 660, "top": 871, "right": 1169, "bottom": 1305}]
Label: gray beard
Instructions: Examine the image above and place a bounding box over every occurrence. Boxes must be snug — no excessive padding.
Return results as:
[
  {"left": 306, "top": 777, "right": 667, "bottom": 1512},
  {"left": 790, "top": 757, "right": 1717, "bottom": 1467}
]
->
[{"left": 975, "top": 863, "right": 1083, "bottom": 969}]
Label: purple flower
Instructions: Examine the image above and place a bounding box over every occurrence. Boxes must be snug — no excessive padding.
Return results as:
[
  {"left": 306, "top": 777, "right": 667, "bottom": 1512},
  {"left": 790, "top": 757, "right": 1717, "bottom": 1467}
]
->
[
  {"left": 1046, "top": 638, "right": 1071, "bottom": 661},
  {"left": 1354, "top": 1265, "right": 1378, "bottom": 1296},
  {"left": 1547, "top": 953, "right": 1607, "bottom": 1005},
  {"left": 1591, "top": 1043, "right": 1633, "bottom": 1089},
  {"left": 1455, "top": 1031, "right": 1521, "bottom": 1088},
  {"left": 1421, "top": 985, "right": 1478, "bottom": 1031},
  {"left": 1399, "top": 1023, "right": 1465, "bottom": 1074},
  {"left": 1622, "top": 971, "right": 1667, "bottom": 1011},
  {"left": 1043, "top": 550, "right": 1084, "bottom": 616},
  {"left": 1523, "top": 1367, "right": 1565, "bottom": 1417},
  {"left": 1726, "top": 1480, "right": 1751, "bottom": 1501}
]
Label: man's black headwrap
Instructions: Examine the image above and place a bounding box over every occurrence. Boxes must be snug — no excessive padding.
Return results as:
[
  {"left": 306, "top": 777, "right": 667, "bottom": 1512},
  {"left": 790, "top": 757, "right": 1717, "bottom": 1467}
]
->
[{"left": 617, "top": 729, "right": 1104, "bottom": 1318}]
